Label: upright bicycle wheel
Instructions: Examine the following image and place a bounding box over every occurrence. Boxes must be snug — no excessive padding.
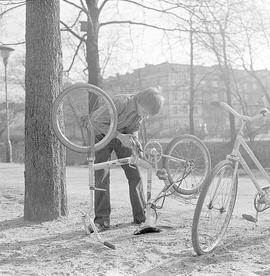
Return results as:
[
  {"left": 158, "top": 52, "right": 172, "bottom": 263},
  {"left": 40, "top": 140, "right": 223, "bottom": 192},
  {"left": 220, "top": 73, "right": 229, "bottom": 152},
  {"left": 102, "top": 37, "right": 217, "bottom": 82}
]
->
[
  {"left": 51, "top": 83, "right": 118, "bottom": 153},
  {"left": 162, "top": 135, "right": 211, "bottom": 195},
  {"left": 192, "top": 160, "right": 238, "bottom": 255}
]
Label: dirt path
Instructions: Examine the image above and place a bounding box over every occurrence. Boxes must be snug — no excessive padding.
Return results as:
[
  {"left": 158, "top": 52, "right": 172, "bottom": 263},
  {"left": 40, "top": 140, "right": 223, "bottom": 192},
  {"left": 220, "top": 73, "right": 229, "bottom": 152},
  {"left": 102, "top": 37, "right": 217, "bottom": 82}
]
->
[{"left": 1, "top": 163, "right": 270, "bottom": 275}]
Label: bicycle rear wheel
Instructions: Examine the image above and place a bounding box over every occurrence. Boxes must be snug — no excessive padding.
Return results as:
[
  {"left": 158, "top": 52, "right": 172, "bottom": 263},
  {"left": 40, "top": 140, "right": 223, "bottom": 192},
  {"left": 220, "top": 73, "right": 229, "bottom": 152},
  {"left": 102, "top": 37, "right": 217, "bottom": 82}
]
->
[
  {"left": 163, "top": 135, "right": 211, "bottom": 195},
  {"left": 51, "top": 83, "right": 117, "bottom": 153},
  {"left": 192, "top": 160, "right": 238, "bottom": 255}
]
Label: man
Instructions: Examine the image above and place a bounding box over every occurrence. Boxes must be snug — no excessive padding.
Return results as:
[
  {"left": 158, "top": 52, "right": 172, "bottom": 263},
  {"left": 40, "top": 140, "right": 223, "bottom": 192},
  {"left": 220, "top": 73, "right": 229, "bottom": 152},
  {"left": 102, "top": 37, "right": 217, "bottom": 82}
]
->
[{"left": 91, "top": 87, "right": 165, "bottom": 231}]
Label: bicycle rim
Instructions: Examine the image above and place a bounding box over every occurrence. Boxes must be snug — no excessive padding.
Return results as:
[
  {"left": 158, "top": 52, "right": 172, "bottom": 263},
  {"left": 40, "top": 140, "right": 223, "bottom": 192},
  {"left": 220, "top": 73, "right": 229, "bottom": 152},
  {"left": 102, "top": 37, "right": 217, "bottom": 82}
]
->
[
  {"left": 51, "top": 83, "right": 117, "bottom": 153},
  {"left": 163, "top": 135, "right": 211, "bottom": 195},
  {"left": 192, "top": 161, "right": 238, "bottom": 255}
]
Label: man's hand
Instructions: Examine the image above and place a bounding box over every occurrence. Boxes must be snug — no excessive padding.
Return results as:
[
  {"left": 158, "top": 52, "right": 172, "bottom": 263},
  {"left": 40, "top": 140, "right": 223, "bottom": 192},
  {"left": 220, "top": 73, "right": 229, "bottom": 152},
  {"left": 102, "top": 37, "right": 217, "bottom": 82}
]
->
[
  {"left": 116, "top": 133, "right": 133, "bottom": 148},
  {"left": 116, "top": 134, "right": 143, "bottom": 153}
]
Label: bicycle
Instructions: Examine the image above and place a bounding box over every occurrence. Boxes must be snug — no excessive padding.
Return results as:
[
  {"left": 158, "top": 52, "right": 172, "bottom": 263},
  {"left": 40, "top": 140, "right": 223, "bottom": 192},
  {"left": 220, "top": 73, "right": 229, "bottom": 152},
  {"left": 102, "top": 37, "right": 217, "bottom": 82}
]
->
[
  {"left": 192, "top": 101, "right": 270, "bottom": 255},
  {"left": 51, "top": 83, "right": 211, "bottom": 249}
]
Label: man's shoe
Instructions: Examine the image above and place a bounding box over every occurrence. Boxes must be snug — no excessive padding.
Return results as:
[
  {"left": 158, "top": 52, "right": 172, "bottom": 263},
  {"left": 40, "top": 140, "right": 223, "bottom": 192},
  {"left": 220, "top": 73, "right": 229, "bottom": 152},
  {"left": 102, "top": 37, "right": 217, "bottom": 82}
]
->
[
  {"left": 103, "top": 220, "right": 110, "bottom": 228},
  {"left": 88, "top": 222, "right": 110, "bottom": 233},
  {"left": 133, "top": 219, "right": 145, "bottom": 225}
]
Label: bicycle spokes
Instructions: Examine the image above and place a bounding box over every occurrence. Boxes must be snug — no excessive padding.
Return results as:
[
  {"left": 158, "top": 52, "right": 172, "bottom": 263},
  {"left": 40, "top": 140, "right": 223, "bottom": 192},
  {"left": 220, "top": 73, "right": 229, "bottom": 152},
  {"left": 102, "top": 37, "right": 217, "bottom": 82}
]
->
[
  {"left": 196, "top": 164, "right": 237, "bottom": 253},
  {"left": 171, "top": 158, "right": 203, "bottom": 191},
  {"left": 163, "top": 135, "right": 211, "bottom": 196}
]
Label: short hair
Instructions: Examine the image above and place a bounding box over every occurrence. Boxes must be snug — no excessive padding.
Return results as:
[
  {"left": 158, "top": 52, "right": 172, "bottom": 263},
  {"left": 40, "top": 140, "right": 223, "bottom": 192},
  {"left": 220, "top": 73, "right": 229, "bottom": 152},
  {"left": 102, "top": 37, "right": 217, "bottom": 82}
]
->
[{"left": 134, "top": 87, "right": 165, "bottom": 116}]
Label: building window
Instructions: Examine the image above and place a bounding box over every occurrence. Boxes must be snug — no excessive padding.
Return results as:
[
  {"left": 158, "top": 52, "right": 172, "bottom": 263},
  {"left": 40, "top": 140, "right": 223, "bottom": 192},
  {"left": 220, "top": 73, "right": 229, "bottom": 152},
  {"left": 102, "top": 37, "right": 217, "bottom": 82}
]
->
[
  {"left": 211, "top": 80, "right": 218, "bottom": 87},
  {"left": 173, "top": 105, "right": 178, "bottom": 114},
  {"left": 182, "top": 93, "right": 188, "bottom": 100},
  {"left": 182, "top": 105, "right": 188, "bottom": 113}
]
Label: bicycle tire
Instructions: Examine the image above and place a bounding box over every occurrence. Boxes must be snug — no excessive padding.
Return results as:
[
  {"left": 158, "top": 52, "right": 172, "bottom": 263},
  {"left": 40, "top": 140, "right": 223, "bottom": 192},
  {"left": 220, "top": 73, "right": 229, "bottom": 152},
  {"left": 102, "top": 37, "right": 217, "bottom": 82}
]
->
[
  {"left": 162, "top": 135, "right": 211, "bottom": 195},
  {"left": 51, "top": 83, "right": 118, "bottom": 153},
  {"left": 192, "top": 160, "right": 238, "bottom": 255}
]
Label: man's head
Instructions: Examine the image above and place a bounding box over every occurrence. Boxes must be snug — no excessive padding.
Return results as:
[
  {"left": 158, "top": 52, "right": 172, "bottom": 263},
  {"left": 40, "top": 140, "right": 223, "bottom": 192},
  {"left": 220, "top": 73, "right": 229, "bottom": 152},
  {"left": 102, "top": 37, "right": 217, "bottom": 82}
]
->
[{"left": 134, "top": 87, "right": 165, "bottom": 118}]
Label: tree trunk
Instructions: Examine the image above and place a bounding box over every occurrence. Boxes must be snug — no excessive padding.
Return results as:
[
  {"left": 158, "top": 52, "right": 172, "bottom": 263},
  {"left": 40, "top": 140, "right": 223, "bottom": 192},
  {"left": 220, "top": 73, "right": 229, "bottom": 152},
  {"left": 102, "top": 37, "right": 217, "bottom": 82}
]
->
[
  {"left": 189, "top": 27, "right": 195, "bottom": 135},
  {"left": 85, "top": 0, "right": 101, "bottom": 86},
  {"left": 84, "top": 0, "right": 101, "bottom": 112},
  {"left": 222, "top": 32, "right": 236, "bottom": 143},
  {"left": 24, "top": 0, "right": 67, "bottom": 221},
  {"left": 223, "top": 71, "right": 236, "bottom": 143}
]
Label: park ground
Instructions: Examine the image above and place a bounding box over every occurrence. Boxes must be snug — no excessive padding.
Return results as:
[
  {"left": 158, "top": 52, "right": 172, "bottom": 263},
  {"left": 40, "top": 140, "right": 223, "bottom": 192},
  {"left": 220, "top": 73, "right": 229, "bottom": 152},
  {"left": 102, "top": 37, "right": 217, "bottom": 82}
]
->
[{"left": 1, "top": 163, "right": 270, "bottom": 276}]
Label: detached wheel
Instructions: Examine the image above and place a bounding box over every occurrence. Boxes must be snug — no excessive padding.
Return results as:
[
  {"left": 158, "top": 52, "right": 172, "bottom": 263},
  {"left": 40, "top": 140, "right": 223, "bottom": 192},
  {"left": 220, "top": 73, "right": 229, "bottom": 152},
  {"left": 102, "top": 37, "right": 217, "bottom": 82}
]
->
[
  {"left": 162, "top": 135, "right": 211, "bottom": 195},
  {"left": 51, "top": 83, "right": 117, "bottom": 153}
]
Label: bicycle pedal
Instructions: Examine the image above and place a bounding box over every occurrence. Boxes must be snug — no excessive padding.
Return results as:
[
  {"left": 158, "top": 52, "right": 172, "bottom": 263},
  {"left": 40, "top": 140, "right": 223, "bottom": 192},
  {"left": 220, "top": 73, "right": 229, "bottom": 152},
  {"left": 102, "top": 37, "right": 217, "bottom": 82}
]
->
[{"left": 242, "top": 214, "right": 257, "bottom": 223}]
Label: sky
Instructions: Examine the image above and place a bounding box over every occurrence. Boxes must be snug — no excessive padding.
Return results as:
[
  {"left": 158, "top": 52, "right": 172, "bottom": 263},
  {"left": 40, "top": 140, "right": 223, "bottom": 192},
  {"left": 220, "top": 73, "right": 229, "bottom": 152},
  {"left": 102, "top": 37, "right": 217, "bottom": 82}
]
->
[
  {"left": 0, "top": 0, "right": 193, "bottom": 100},
  {"left": 1, "top": 0, "right": 270, "bottom": 101}
]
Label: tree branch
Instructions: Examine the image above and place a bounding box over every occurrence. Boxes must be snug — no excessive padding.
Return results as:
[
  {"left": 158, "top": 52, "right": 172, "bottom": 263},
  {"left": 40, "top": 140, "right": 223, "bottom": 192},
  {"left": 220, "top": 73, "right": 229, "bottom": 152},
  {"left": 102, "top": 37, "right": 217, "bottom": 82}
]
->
[
  {"left": 0, "top": 3, "right": 25, "bottom": 18},
  {"left": 98, "top": 0, "right": 110, "bottom": 15},
  {"left": 62, "top": 0, "right": 85, "bottom": 12},
  {"left": 117, "top": 0, "right": 191, "bottom": 26},
  {"left": 99, "top": 20, "right": 186, "bottom": 32},
  {"left": 100, "top": 35, "right": 120, "bottom": 77},
  {"left": 60, "top": 21, "right": 86, "bottom": 41},
  {"left": 70, "top": 10, "right": 83, "bottom": 29},
  {"left": 65, "top": 34, "right": 86, "bottom": 73},
  {"left": 120, "top": 0, "right": 173, "bottom": 14},
  {"left": 80, "top": 0, "right": 88, "bottom": 13},
  {"left": 0, "top": 41, "right": 25, "bottom": 46},
  {"left": 100, "top": 19, "right": 220, "bottom": 35},
  {"left": 0, "top": 0, "right": 25, "bottom": 6}
]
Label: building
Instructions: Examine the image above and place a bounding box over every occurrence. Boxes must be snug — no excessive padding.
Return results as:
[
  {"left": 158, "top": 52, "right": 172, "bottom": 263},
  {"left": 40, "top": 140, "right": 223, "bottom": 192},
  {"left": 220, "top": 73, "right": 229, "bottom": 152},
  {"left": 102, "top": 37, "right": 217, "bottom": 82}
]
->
[{"left": 103, "top": 62, "right": 269, "bottom": 140}]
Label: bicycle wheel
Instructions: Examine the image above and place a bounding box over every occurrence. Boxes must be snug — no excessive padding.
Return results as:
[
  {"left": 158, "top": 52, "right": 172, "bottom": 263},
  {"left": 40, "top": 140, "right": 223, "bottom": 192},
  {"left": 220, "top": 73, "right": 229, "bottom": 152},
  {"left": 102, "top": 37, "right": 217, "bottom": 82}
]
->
[
  {"left": 162, "top": 135, "right": 211, "bottom": 195},
  {"left": 192, "top": 160, "right": 238, "bottom": 255},
  {"left": 51, "top": 83, "right": 118, "bottom": 153}
]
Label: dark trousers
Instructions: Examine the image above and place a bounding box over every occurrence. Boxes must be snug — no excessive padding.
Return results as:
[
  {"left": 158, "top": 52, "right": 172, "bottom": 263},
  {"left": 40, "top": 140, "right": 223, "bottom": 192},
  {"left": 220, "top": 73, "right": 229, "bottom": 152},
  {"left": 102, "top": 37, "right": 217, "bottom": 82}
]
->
[{"left": 94, "top": 137, "right": 146, "bottom": 225}]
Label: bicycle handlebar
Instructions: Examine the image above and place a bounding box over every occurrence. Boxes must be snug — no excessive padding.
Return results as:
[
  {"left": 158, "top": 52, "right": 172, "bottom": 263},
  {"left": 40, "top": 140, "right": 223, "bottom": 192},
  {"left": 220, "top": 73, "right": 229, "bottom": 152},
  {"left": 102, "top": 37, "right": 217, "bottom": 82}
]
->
[{"left": 211, "top": 101, "right": 269, "bottom": 122}]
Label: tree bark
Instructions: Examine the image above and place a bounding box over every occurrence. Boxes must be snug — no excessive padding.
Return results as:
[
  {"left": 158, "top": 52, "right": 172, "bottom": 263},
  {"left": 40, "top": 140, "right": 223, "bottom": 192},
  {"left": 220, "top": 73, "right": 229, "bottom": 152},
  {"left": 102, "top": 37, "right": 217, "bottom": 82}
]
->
[
  {"left": 85, "top": 0, "right": 101, "bottom": 86},
  {"left": 24, "top": 0, "right": 67, "bottom": 221}
]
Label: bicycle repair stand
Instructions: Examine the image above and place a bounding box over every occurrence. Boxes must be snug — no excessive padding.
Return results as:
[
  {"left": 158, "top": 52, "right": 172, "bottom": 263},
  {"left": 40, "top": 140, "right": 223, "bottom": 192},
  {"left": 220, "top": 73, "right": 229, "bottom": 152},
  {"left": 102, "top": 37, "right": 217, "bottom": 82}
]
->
[
  {"left": 80, "top": 125, "right": 164, "bottom": 247},
  {"left": 133, "top": 150, "right": 162, "bottom": 235},
  {"left": 81, "top": 120, "right": 115, "bottom": 250}
]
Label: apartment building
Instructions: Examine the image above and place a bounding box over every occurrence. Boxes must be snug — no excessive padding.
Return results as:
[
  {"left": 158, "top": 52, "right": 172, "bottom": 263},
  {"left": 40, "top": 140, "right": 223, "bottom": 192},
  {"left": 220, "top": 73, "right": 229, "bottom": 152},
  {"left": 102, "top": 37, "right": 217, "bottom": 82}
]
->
[{"left": 103, "top": 62, "right": 268, "bottom": 139}]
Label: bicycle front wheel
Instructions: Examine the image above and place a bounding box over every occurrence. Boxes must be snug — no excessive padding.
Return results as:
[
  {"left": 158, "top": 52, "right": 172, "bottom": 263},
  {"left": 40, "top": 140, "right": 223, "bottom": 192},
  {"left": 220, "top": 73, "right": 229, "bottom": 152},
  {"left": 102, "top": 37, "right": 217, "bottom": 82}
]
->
[
  {"left": 192, "top": 160, "right": 238, "bottom": 255},
  {"left": 51, "top": 83, "right": 118, "bottom": 153},
  {"left": 163, "top": 135, "right": 211, "bottom": 195}
]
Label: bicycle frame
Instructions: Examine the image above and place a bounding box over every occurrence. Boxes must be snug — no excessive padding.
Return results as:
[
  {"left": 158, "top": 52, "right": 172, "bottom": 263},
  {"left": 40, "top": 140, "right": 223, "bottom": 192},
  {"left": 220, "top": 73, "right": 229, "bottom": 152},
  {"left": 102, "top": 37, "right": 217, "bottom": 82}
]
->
[
  {"left": 83, "top": 136, "right": 186, "bottom": 234},
  {"left": 92, "top": 152, "right": 185, "bottom": 204},
  {"left": 227, "top": 118, "right": 270, "bottom": 197}
]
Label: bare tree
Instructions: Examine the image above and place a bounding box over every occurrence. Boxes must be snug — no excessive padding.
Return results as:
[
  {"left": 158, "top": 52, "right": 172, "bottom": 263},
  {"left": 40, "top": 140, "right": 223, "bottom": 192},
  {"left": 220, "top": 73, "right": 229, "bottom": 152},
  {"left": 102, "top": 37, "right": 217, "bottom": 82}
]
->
[
  {"left": 60, "top": 0, "right": 199, "bottom": 85},
  {"left": 195, "top": 0, "right": 241, "bottom": 143},
  {"left": 237, "top": 8, "right": 270, "bottom": 106}
]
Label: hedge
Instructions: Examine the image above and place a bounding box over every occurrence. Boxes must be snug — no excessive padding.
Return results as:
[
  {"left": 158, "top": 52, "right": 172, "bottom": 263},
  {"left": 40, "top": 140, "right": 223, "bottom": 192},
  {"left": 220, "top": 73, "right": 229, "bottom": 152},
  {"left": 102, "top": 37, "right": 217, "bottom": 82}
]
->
[{"left": 1, "top": 140, "right": 269, "bottom": 169}]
